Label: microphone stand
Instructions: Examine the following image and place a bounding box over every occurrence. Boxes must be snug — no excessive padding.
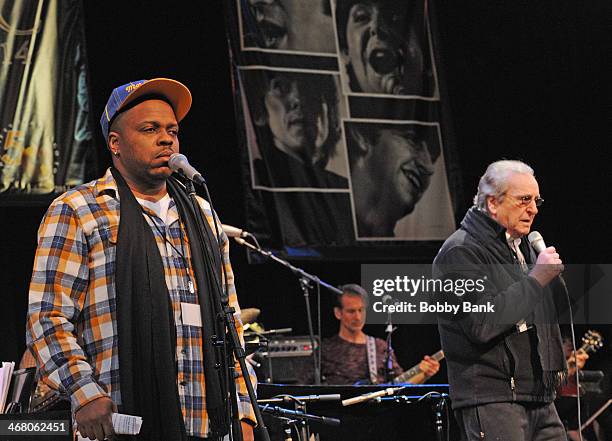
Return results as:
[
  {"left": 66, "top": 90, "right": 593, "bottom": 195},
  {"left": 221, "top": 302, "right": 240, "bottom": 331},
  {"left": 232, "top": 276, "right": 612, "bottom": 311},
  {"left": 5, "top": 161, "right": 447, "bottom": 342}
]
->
[
  {"left": 371, "top": 392, "right": 449, "bottom": 441},
  {"left": 433, "top": 394, "right": 447, "bottom": 441},
  {"left": 183, "top": 178, "right": 271, "bottom": 441},
  {"left": 233, "top": 236, "right": 342, "bottom": 385},
  {"left": 258, "top": 394, "right": 341, "bottom": 404},
  {"left": 279, "top": 416, "right": 299, "bottom": 441},
  {"left": 384, "top": 311, "right": 395, "bottom": 383},
  {"left": 259, "top": 400, "right": 341, "bottom": 441},
  {"left": 258, "top": 404, "right": 341, "bottom": 427}
]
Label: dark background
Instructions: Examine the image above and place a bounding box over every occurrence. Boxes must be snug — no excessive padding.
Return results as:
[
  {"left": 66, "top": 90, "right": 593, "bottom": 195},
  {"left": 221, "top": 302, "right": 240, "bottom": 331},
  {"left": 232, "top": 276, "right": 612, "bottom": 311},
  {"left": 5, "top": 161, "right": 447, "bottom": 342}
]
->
[{"left": 1, "top": 0, "right": 610, "bottom": 422}]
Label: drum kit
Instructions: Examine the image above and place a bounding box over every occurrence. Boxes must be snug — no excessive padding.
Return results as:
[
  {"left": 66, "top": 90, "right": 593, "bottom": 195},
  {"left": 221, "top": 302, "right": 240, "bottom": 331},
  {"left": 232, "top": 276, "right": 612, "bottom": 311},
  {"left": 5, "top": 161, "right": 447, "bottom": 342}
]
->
[{"left": 242, "top": 308, "right": 297, "bottom": 359}]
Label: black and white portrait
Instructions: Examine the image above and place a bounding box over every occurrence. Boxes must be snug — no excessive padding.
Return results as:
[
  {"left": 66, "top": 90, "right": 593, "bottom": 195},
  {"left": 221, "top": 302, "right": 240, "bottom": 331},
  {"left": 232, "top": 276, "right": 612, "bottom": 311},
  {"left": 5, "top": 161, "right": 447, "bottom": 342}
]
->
[
  {"left": 334, "top": 0, "right": 438, "bottom": 97},
  {"left": 240, "top": 68, "right": 349, "bottom": 190},
  {"left": 345, "top": 120, "right": 454, "bottom": 239},
  {"left": 239, "top": 0, "right": 336, "bottom": 54}
]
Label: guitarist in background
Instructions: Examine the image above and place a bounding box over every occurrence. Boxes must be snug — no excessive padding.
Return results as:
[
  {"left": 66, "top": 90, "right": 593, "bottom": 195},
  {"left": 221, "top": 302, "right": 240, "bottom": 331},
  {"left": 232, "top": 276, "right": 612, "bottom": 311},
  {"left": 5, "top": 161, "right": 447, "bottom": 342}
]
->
[
  {"left": 321, "top": 284, "right": 440, "bottom": 385},
  {"left": 556, "top": 333, "right": 606, "bottom": 441},
  {"left": 561, "top": 335, "right": 590, "bottom": 397}
]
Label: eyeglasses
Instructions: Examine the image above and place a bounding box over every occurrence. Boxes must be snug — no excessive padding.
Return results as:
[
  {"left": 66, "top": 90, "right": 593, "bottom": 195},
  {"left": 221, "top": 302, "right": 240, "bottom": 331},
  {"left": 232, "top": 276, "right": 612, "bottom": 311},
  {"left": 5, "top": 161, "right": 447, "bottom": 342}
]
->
[{"left": 508, "top": 194, "right": 544, "bottom": 207}]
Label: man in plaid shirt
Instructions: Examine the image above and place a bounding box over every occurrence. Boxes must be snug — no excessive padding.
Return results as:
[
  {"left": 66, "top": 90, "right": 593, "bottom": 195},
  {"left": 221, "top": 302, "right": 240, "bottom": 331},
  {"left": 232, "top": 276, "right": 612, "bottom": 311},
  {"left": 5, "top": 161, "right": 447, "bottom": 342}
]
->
[{"left": 26, "top": 78, "right": 256, "bottom": 441}]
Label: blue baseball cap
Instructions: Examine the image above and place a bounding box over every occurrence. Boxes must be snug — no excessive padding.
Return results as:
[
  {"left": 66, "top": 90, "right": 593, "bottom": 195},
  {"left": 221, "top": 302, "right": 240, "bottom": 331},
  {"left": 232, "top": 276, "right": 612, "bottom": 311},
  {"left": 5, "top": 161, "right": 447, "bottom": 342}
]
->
[{"left": 100, "top": 78, "right": 192, "bottom": 141}]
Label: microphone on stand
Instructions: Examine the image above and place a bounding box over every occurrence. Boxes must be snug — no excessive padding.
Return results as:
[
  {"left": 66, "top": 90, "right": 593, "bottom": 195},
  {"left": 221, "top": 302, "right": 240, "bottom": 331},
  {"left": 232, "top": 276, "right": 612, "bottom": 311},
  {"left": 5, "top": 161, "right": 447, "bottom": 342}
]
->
[
  {"left": 168, "top": 153, "right": 206, "bottom": 185},
  {"left": 222, "top": 224, "right": 250, "bottom": 239},
  {"left": 382, "top": 295, "right": 395, "bottom": 383},
  {"left": 341, "top": 387, "right": 401, "bottom": 407},
  {"left": 258, "top": 394, "right": 341, "bottom": 404}
]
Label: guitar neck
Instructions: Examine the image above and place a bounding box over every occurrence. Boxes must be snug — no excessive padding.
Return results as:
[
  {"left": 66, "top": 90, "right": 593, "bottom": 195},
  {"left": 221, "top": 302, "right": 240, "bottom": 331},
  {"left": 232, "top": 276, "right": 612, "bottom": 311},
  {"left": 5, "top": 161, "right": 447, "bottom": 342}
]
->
[
  {"left": 393, "top": 350, "right": 445, "bottom": 384},
  {"left": 566, "top": 331, "right": 603, "bottom": 369}
]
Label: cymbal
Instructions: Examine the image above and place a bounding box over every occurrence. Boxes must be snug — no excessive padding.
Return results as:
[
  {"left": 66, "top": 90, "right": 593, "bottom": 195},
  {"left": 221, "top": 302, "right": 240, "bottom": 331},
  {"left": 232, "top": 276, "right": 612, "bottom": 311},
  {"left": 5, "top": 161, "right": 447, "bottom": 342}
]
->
[{"left": 241, "top": 308, "right": 261, "bottom": 324}]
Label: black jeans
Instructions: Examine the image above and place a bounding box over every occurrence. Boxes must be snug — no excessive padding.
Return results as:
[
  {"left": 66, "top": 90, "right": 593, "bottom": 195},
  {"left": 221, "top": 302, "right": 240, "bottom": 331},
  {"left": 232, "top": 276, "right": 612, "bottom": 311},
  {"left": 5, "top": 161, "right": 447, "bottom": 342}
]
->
[{"left": 455, "top": 402, "right": 567, "bottom": 441}]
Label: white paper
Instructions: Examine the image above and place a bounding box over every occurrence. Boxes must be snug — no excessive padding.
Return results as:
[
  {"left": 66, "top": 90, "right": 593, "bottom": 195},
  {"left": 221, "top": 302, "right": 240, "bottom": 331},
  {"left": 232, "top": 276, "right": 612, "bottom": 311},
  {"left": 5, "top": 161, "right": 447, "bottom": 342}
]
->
[
  {"left": 111, "top": 412, "right": 143, "bottom": 435},
  {"left": 76, "top": 412, "right": 142, "bottom": 439},
  {"left": 0, "top": 365, "right": 4, "bottom": 413},
  {"left": 0, "top": 361, "right": 15, "bottom": 413}
]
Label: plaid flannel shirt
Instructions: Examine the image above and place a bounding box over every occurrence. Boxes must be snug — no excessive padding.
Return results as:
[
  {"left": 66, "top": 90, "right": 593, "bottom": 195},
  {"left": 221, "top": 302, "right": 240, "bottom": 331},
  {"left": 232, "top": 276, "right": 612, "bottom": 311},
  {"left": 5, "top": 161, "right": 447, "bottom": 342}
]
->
[{"left": 26, "top": 169, "right": 256, "bottom": 437}]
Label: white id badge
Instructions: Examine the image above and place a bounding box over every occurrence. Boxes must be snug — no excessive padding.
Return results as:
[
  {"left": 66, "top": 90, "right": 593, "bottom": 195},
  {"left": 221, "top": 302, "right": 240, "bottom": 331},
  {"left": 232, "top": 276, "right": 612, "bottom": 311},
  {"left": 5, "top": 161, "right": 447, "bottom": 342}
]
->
[{"left": 181, "top": 302, "right": 202, "bottom": 327}]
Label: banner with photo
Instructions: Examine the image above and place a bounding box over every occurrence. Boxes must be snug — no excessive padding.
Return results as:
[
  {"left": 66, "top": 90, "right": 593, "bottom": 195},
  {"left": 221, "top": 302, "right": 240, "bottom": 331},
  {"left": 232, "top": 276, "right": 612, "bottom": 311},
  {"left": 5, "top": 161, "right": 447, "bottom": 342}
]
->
[
  {"left": 225, "top": 0, "right": 460, "bottom": 260},
  {"left": 0, "top": 0, "right": 95, "bottom": 202}
]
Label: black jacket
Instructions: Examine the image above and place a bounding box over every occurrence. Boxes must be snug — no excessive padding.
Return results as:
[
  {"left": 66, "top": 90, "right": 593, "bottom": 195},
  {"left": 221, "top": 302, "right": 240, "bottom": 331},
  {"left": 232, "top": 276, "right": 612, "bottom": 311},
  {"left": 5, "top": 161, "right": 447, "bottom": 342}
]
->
[{"left": 433, "top": 207, "right": 565, "bottom": 409}]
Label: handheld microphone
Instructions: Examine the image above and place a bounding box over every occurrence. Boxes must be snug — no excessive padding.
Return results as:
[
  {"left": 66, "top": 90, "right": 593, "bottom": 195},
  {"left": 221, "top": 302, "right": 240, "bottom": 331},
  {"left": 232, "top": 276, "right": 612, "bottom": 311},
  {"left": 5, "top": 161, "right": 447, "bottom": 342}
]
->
[
  {"left": 527, "top": 231, "right": 546, "bottom": 255},
  {"left": 168, "top": 153, "right": 206, "bottom": 185},
  {"left": 528, "top": 230, "right": 567, "bottom": 289},
  {"left": 222, "top": 224, "right": 249, "bottom": 238}
]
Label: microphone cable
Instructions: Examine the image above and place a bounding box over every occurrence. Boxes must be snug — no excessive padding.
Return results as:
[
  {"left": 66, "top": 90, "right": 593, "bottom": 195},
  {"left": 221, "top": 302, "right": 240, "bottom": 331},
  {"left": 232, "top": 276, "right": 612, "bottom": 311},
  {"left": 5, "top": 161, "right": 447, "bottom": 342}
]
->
[{"left": 561, "top": 278, "right": 583, "bottom": 441}]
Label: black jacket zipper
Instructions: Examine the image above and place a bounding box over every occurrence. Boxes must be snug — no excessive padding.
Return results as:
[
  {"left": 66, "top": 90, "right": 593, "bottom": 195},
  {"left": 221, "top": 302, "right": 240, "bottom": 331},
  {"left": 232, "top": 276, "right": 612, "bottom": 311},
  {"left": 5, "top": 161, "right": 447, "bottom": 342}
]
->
[{"left": 503, "top": 337, "right": 517, "bottom": 401}]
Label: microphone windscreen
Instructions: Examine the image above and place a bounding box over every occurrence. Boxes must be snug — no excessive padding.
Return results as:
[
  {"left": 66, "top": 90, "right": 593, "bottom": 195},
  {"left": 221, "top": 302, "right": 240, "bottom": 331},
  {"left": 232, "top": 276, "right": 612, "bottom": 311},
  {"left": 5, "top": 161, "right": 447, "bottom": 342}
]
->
[
  {"left": 527, "top": 231, "right": 546, "bottom": 254},
  {"left": 168, "top": 153, "right": 188, "bottom": 173},
  {"left": 222, "top": 224, "right": 244, "bottom": 238}
]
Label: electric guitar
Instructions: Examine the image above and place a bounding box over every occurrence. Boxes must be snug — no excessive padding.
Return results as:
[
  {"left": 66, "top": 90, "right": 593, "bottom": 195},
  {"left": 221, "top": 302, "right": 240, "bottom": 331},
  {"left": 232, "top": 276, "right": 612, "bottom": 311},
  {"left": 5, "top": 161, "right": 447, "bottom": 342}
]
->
[
  {"left": 559, "top": 330, "right": 604, "bottom": 397},
  {"left": 353, "top": 350, "right": 445, "bottom": 385},
  {"left": 392, "top": 350, "right": 445, "bottom": 384}
]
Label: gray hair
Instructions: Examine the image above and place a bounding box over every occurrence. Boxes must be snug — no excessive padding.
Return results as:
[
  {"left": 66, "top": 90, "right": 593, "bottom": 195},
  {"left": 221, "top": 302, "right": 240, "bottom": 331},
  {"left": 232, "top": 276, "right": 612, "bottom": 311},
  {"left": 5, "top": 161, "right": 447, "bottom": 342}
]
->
[
  {"left": 473, "top": 160, "right": 535, "bottom": 213},
  {"left": 336, "top": 284, "right": 369, "bottom": 308}
]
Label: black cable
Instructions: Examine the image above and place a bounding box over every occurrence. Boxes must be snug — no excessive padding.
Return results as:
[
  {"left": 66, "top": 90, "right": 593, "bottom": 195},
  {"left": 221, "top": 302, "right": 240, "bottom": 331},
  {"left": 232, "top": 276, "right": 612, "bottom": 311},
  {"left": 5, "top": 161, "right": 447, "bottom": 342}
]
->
[
  {"left": 445, "top": 395, "right": 450, "bottom": 441},
  {"left": 199, "top": 183, "right": 230, "bottom": 302},
  {"left": 316, "top": 282, "right": 322, "bottom": 384},
  {"left": 301, "top": 277, "right": 320, "bottom": 385},
  {"left": 293, "top": 423, "right": 302, "bottom": 441},
  {"left": 559, "top": 276, "right": 583, "bottom": 441},
  {"left": 272, "top": 394, "right": 305, "bottom": 406}
]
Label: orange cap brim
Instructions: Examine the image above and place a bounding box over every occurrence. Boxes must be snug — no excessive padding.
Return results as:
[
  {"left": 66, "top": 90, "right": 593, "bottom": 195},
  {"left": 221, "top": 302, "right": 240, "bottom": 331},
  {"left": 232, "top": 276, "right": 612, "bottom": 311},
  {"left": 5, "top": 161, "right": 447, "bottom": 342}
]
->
[{"left": 117, "top": 78, "right": 192, "bottom": 122}]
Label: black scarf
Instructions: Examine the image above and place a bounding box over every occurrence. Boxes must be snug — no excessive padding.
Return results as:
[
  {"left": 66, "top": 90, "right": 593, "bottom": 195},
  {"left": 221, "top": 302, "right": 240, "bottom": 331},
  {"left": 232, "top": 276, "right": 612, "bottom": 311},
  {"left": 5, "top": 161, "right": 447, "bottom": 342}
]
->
[
  {"left": 113, "top": 169, "right": 228, "bottom": 440},
  {"left": 518, "top": 232, "right": 569, "bottom": 390}
]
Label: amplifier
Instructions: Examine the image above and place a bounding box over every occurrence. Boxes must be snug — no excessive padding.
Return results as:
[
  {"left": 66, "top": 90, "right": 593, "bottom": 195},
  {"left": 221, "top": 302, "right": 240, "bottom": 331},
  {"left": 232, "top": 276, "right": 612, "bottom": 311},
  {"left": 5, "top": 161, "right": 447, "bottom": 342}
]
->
[
  {"left": 255, "top": 336, "right": 317, "bottom": 384},
  {"left": 265, "top": 336, "right": 318, "bottom": 358}
]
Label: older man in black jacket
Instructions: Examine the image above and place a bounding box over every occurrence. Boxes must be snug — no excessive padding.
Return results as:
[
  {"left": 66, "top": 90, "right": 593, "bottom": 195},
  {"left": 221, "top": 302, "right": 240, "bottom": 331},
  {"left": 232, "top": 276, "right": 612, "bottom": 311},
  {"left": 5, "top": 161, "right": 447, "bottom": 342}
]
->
[{"left": 434, "top": 160, "right": 567, "bottom": 441}]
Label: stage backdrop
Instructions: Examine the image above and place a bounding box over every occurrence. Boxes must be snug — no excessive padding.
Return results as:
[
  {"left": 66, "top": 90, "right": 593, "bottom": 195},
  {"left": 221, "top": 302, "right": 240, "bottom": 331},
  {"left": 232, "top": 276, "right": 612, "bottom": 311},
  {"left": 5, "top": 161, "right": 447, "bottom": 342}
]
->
[
  {"left": 0, "top": 0, "right": 94, "bottom": 201},
  {"left": 225, "top": 0, "right": 460, "bottom": 260}
]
